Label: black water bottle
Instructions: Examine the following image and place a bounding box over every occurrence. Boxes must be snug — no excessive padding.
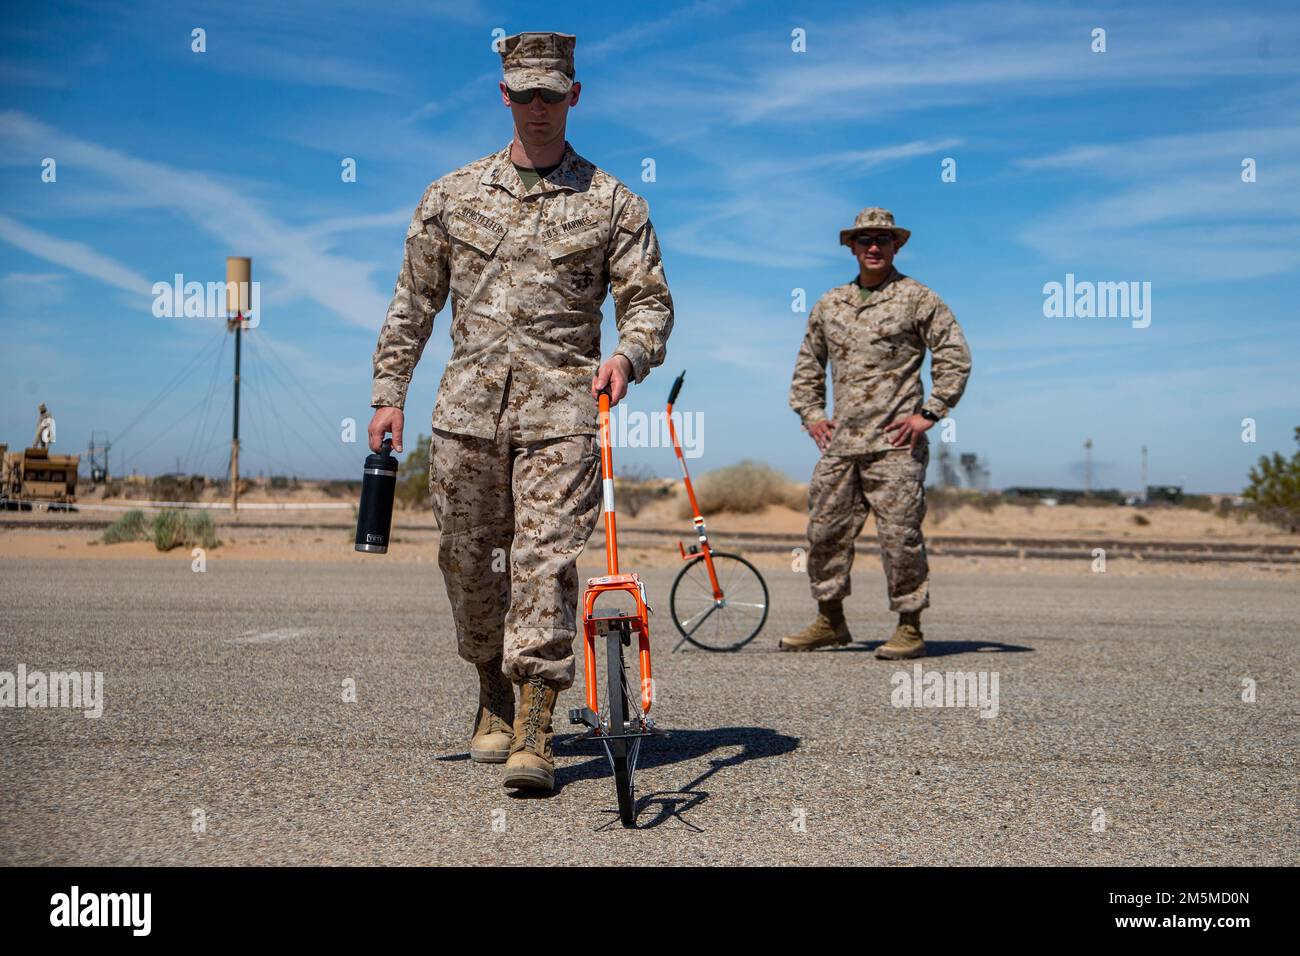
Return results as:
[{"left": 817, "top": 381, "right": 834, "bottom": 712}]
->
[{"left": 355, "top": 438, "right": 398, "bottom": 553}]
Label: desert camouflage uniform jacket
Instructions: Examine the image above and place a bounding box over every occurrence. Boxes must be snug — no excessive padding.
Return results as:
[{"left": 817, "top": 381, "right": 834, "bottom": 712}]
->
[
  {"left": 790, "top": 268, "right": 971, "bottom": 456},
  {"left": 371, "top": 142, "right": 674, "bottom": 441}
]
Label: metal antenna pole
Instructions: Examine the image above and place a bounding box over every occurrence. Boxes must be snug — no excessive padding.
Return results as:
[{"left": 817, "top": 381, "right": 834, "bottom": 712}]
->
[
  {"left": 1141, "top": 445, "right": 1148, "bottom": 503},
  {"left": 225, "top": 256, "right": 251, "bottom": 516},
  {"left": 230, "top": 314, "right": 241, "bottom": 514},
  {"left": 1084, "top": 438, "right": 1093, "bottom": 496}
]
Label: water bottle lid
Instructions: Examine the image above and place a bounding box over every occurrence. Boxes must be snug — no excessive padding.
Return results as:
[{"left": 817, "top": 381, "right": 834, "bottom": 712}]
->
[{"left": 366, "top": 438, "right": 397, "bottom": 468}]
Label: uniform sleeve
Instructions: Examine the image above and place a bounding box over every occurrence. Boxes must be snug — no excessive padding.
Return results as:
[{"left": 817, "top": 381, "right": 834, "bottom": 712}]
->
[
  {"left": 371, "top": 184, "right": 451, "bottom": 409},
  {"left": 789, "top": 299, "right": 830, "bottom": 428},
  {"left": 607, "top": 190, "right": 674, "bottom": 384},
  {"left": 918, "top": 291, "right": 971, "bottom": 420}
]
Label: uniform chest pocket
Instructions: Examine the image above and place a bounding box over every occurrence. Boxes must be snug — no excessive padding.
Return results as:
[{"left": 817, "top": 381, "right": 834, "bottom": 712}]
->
[
  {"left": 824, "top": 313, "right": 860, "bottom": 354},
  {"left": 545, "top": 223, "right": 609, "bottom": 306},
  {"left": 827, "top": 313, "right": 915, "bottom": 363},
  {"left": 447, "top": 212, "right": 506, "bottom": 299},
  {"left": 866, "top": 318, "right": 919, "bottom": 364}
]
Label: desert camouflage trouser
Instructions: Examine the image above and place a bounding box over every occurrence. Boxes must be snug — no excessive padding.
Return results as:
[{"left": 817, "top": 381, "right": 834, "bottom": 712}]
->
[
  {"left": 428, "top": 392, "right": 600, "bottom": 689},
  {"left": 806, "top": 441, "right": 930, "bottom": 613}
]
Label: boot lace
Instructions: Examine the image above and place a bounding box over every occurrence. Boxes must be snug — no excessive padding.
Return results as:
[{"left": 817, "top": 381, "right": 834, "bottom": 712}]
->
[{"left": 522, "top": 676, "right": 549, "bottom": 750}]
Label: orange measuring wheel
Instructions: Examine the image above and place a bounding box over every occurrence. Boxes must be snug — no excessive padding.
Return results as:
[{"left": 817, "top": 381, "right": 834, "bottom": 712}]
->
[
  {"left": 569, "top": 389, "right": 660, "bottom": 827},
  {"left": 665, "top": 371, "right": 770, "bottom": 651}
]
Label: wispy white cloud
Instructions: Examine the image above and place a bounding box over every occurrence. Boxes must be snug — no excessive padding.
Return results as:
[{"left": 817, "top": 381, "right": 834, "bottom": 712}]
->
[
  {"left": 713, "top": 4, "right": 1300, "bottom": 125},
  {"left": 584, "top": 0, "right": 746, "bottom": 60},
  {"left": 149, "top": 0, "right": 490, "bottom": 95},
  {"left": 1017, "top": 124, "right": 1300, "bottom": 174},
  {"left": 0, "top": 214, "right": 153, "bottom": 294},
  {"left": 1014, "top": 123, "right": 1300, "bottom": 279},
  {"left": 661, "top": 138, "right": 962, "bottom": 269},
  {"left": 0, "top": 111, "right": 391, "bottom": 329},
  {"left": 223, "top": 46, "right": 409, "bottom": 95},
  {"left": 743, "top": 139, "right": 964, "bottom": 180},
  {"left": 0, "top": 270, "right": 69, "bottom": 309}
]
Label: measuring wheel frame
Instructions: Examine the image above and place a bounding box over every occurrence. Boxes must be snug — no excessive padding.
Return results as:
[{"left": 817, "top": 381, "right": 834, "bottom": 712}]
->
[
  {"left": 569, "top": 390, "right": 658, "bottom": 829},
  {"left": 664, "top": 371, "right": 771, "bottom": 652}
]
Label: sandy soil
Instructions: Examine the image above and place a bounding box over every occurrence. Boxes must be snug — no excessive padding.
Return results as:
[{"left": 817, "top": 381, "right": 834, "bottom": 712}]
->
[
  {"left": 79, "top": 485, "right": 1298, "bottom": 544},
  {"left": 4, "top": 484, "right": 1295, "bottom": 583},
  {"left": 621, "top": 496, "right": 1300, "bottom": 545},
  {"left": 3, "top": 524, "right": 1296, "bottom": 584}
]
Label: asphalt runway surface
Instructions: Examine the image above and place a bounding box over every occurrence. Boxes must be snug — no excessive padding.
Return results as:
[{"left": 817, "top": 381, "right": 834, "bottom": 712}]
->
[{"left": 2, "top": 557, "right": 1297, "bottom": 865}]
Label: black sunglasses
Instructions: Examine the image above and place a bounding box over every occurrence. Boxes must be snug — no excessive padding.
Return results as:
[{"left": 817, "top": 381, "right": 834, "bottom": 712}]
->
[
  {"left": 853, "top": 234, "right": 896, "bottom": 248},
  {"left": 506, "top": 86, "right": 568, "bottom": 105}
]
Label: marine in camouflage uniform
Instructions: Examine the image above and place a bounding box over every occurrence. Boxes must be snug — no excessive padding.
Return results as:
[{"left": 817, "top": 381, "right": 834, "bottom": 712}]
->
[
  {"left": 784, "top": 208, "right": 970, "bottom": 658},
  {"left": 34, "top": 403, "right": 54, "bottom": 449},
  {"left": 369, "top": 32, "right": 673, "bottom": 790}
]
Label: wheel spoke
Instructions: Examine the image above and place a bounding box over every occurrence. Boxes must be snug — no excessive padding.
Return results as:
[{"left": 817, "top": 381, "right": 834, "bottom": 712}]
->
[
  {"left": 671, "top": 553, "right": 768, "bottom": 651},
  {"left": 680, "top": 602, "right": 720, "bottom": 634}
]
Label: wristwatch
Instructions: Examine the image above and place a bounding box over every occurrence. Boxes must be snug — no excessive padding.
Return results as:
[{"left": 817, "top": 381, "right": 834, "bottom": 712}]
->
[{"left": 919, "top": 408, "right": 941, "bottom": 423}]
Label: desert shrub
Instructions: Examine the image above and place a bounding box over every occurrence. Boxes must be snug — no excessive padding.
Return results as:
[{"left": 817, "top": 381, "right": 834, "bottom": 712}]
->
[
  {"left": 679, "top": 460, "right": 804, "bottom": 517},
  {"left": 152, "top": 509, "right": 184, "bottom": 550},
  {"left": 1132, "top": 512, "right": 1151, "bottom": 526},
  {"left": 396, "top": 434, "right": 431, "bottom": 510},
  {"left": 184, "top": 510, "right": 219, "bottom": 549},
  {"left": 102, "top": 510, "right": 149, "bottom": 544},
  {"left": 616, "top": 464, "right": 671, "bottom": 517},
  {"left": 150, "top": 509, "right": 219, "bottom": 551},
  {"left": 1242, "top": 427, "right": 1300, "bottom": 532}
]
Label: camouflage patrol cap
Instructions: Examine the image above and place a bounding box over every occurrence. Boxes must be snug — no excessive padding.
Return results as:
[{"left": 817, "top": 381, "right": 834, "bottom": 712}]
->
[
  {"left": 500, "top": 32, "right": 576, "bottom": 95},
  {"left": 840, "top": 207, "right": 911, "bottom": 249}
]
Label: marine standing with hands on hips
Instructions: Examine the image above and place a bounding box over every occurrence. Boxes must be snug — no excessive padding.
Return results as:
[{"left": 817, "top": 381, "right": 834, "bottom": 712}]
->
[
  {"left": 368, "top": 32, "right": 674, "bottom": 792},
  {"left": 784, "top": 208, "right": 971, "bottom": 658}
]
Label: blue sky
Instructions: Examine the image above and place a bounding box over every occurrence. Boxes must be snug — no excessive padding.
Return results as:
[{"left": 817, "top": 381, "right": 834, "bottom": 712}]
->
[{"left": 2, "top": 0, "right": 1297, "bottom": 492}]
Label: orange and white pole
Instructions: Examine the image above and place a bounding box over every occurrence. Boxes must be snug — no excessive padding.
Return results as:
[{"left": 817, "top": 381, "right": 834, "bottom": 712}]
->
[{"left": 598, "top": 391, "right": 618, "bottom": 576}]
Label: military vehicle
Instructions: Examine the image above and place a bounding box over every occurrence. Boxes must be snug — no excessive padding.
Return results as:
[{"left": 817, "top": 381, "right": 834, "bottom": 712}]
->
[{"left": 0, "top": 444, "right": 80, "bottom": 509}]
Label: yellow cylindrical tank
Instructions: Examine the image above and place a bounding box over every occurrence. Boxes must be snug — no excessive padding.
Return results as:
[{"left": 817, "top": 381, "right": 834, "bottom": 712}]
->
[{"left": 226, "top": 257, "right": 252, "bottom": 314}]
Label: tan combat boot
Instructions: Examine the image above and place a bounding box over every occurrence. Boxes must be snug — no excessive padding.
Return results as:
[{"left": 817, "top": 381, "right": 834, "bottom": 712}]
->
[
  {"left": 779, "top": 600, "right": 852, "bottom": 651},
  {"left": 469, "top": 655, "right": 515, "bottom": 764},
  {"left": 502, "top": 676, "right": 560, "bottom": 791},
  {"left": 875, "top": 612, "right": 926, "bottom": 660}
]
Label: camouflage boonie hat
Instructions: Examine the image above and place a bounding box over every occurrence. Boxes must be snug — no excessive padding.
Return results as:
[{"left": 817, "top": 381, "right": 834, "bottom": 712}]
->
[
  {"left": 839, "top": 207, "right": 911, "bottom": 249},
  {"left": 500, "top": 32, "right": 576, "bottom": 95}
]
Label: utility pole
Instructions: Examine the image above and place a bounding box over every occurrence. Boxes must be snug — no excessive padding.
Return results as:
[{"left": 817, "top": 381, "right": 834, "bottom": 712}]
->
[
  {"left": 226, "top": 257, "right": 251, "bottom": 515},
  {"left": 86, "top": 432, "right": 112, "bottom": 486},
  {"left": 1140, "top": 445, "right": 1148, "bottom": 503},
  {"left": 1083, "top": 438, "right": 1093, "bottom": 496}
]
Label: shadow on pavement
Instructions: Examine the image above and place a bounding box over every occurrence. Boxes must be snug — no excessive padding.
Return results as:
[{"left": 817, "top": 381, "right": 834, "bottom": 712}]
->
[
  {"left": 543, "top": 725, "right": 800, "bottom": 830},
  {"left": 690, "top": 640, "right": 1035, "bottom": 657},
  {"left": 843, "top": 639, "right": 1034, "bottom": 657}
]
